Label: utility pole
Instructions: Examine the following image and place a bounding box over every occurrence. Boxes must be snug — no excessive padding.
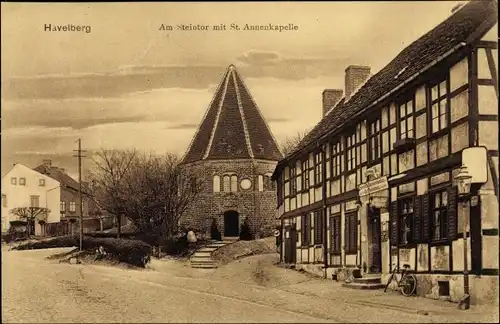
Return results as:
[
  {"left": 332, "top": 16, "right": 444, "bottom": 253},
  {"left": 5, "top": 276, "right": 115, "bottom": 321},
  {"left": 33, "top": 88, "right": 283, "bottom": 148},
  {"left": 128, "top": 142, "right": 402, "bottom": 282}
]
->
[{"left": 73, "top": 139, "right": 86, "bottom": 251}]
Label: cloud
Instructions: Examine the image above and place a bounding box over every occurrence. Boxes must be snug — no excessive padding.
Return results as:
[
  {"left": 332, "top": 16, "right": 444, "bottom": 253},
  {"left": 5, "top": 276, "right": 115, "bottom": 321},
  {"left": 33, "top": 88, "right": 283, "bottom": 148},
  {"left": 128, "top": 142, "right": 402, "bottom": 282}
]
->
[
  {"left": 3, "top": 53, "right": 354, "bottom": 101},
  {"left": 2, "top": 65, "right": 227, "bottom": 100},
  {"left": 164, "top": 123, "right": 200, "bottom": 130},
  {"left": 237, "top": 51, "right": 281, "bottom": 66}
]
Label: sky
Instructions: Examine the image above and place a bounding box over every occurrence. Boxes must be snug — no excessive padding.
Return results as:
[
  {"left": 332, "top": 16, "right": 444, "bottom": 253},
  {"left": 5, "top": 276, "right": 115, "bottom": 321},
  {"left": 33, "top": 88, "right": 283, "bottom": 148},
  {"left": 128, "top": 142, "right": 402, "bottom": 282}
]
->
[{"left": 1, "top": 1, "right": 463, "bottom": 180}]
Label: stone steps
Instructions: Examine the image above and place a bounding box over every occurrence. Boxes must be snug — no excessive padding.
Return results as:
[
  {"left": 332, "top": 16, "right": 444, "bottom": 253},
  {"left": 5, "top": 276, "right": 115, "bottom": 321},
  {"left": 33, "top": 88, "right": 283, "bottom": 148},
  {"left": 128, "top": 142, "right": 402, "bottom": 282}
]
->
[
  {"left": 342, "top": 275, "right": 384, "bottom": 290},
  {"left": 342, "top": 282, "right": 386, "bottom": 290},
  {"left": 189, "top": 239, "right": 238, "bottom": 269}
]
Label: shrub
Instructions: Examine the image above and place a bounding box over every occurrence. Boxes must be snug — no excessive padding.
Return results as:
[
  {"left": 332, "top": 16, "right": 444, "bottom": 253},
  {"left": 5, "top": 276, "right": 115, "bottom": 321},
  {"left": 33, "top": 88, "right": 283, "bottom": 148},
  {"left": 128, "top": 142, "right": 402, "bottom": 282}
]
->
[
  {"left": 162, "top": 234, "right": 189, "bottom": 255},
  {"left": 12, "top": 235, "right": 78, "bottom": 250},
  {"left": 210, "top": 218, "right": 222, "bottom": 241},
  {"left": 81, "top": 237, "right": 152, "bottom": 267},
  {"left": 239, "top": 219, "right": 253, "bottom": 241},
  {"left": 12, "top": 236, "right": 152, "bottom": 267}
]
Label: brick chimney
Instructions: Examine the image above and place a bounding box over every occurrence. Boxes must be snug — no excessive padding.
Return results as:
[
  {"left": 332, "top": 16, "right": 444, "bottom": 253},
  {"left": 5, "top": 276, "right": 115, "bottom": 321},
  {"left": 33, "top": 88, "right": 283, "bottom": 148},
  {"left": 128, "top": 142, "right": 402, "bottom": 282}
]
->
[
  {"left": 345, "top": 65, "right": 371, "bottom": 100},
  {"left": 322, "top": 89, "right": 343, "bottom": 117}
]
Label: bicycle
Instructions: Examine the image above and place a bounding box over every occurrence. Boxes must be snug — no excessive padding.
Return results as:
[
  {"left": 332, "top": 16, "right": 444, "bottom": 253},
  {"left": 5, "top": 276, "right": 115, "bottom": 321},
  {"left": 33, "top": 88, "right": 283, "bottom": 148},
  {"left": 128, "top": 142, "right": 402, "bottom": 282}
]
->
[{"left": 384, "top": 263, "right": 417, "bottom": 297}]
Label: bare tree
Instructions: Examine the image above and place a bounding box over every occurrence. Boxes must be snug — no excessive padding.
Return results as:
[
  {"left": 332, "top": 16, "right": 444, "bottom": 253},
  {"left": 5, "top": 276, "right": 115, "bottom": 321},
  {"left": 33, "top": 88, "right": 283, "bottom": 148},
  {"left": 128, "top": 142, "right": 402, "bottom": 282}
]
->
[
  {"left": 87, "top": 149, "right": 203, "bottom": 249},
  {"left": 280, "top": 129, "right": 309, "bottom": 158},
  {"left": 123, "top": 153, "right": 203, "bottom": 248},
  {"left": 87, "top": 149, "right": 137, "bottom": 238},
  {"left": 9, "top": 207, "right": 50, "bottom": 238}
]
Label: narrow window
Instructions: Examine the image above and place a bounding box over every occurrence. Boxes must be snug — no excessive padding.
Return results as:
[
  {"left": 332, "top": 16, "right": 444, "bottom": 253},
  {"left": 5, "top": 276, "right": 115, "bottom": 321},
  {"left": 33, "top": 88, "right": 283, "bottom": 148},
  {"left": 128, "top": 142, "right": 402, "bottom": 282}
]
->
[
  {"left": 223, "top": 175, "right": 231, "bottom": 192},
  {"left": 70, "top": 201, "right": 76, "bottom": 212},
  {"left": 314, "top": 152, "right": 323, "bottom": 184},
  {"left": 431, "top": 190, "right": 448, "bottom": 241},
  {"left": 258, "top": 175, "right": 264, "bottom": 192},
  {"left": 399, "top": 197, "right": 414, "bottom": 245},
  {"left": 230, "top": 175, "right": 238, "bottom": 192},
  {"left": 11, "top": 177, "right": 17, "bottom": 185},
  {"left": 60, "top": 201, "right": 66, "bottom": 212},
  {"left": 346, "top": 133, "right": 356, "bottom": 171},
  {"left": 368, "top": 118, "right": 381, "bottom": 162},
  {"left": 430, "top": 79, "right": 449, "bottom": 134},
  {"left": 19, "top": 177, "right": 26, "bottom": 186},
  {"left": 289, "top": 165, "right": 297, "bottom": 195},
  {"left": 399, "top": 99, "right": 415, "bottom": 139},
  {"left": 331, "top": 142, "right": 342, "bottom": 178},
  {"left": 213, "top": 175, "right": 221, "bottom": 193},
  {"left": 2, "top": 194, "right": 6, "bottom": 208},
  {"left": 39, "top": 179, "right": 46, "bottom": 187},
  {"left": 301, "top": 160, "right": 310, "bottom": 190}
]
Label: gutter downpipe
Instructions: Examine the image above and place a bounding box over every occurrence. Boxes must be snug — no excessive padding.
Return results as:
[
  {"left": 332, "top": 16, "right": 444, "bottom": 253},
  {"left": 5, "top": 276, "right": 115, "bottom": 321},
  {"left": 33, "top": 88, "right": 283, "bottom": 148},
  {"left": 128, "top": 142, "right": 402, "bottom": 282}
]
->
[{"left": 318, "top": 141, "right": 328, "bottom": 279}]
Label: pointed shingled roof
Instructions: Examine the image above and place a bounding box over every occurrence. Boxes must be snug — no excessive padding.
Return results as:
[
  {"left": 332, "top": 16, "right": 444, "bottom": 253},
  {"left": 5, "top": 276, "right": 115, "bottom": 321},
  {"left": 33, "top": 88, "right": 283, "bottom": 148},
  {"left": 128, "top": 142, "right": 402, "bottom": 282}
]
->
[{"left": 181, "top": 65, "right": 283, "bottom": 164}]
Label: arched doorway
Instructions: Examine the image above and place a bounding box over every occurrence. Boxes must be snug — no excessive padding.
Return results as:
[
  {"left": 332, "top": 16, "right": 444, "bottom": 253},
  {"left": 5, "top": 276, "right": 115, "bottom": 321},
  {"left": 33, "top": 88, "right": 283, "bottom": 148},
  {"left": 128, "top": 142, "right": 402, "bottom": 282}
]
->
[{"left": 223, "top": 210, "right": 239, "bottom": 237}]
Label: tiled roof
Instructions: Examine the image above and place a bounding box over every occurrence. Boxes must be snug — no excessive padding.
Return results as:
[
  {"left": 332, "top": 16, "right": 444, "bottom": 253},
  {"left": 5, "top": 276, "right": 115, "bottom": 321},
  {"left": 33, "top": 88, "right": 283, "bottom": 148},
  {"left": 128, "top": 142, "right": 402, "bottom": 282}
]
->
[
  {"left": 33, "top": 164, "right": 81, "bottom": 192},
  {"left": 181, "top": 65, "right": 283, "bottom": 164},
  {"left": 284, "top": 0, "right": 498, "bottom": 164}
]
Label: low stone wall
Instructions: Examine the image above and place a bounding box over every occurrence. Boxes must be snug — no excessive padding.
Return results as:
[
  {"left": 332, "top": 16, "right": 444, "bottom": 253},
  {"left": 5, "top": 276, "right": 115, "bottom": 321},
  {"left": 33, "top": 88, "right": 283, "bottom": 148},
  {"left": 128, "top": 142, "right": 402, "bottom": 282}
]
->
[
  {"left": 415, "top": 273, "right": 498, "bottom": 306},
  {"left": 295, "top": 264, "right": 363, "bottom": 282}
]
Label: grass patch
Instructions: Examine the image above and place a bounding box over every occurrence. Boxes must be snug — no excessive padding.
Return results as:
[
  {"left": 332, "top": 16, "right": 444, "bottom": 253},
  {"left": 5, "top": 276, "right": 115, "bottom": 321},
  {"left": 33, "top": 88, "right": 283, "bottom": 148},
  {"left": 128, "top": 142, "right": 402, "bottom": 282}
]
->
[{"left": 212, "top": 237, "right": 277, "bottom": 265}]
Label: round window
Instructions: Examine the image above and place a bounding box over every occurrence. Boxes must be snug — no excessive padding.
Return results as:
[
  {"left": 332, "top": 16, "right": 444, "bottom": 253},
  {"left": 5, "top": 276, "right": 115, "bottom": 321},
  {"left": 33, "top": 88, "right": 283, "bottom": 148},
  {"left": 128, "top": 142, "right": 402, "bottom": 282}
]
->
[{"left": 240, "top": 178, "right": 252, "bottom": 190}]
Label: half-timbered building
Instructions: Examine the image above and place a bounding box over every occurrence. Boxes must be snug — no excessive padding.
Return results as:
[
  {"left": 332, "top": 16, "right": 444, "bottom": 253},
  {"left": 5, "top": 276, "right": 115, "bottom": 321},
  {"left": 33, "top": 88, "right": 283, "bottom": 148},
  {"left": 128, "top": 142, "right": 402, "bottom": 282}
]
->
[{"left": 272, "top": 0, "right": 498, "bottom": 305}]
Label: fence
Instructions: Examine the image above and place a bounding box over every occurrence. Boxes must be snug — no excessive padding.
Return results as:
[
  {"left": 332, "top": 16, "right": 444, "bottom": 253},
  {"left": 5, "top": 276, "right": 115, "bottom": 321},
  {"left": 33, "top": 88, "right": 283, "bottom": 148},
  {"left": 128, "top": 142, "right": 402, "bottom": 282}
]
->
[{"left": 44, "top": 217, "right": 115, "bottom": 237}]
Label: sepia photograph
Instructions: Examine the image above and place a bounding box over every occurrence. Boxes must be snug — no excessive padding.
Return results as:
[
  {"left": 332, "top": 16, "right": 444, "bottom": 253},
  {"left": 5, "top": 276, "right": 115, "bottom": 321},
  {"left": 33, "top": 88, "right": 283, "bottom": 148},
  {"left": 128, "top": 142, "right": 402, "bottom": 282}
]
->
[{"left": 1, "top": 1, "right": 498, "bottom": 323}]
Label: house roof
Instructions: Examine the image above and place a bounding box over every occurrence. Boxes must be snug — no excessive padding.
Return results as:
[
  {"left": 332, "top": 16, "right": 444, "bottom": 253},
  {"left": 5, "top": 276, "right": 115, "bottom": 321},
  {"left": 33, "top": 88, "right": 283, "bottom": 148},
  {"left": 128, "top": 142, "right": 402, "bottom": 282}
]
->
[
  {"left": 33, "top": 163, "right": 81, "bottom": 192},
  {"left": 277, "top": 0, "right": 498, "bottom": 170},
  {"left": 181, "top": 65, "right": 283, "bottom": 164}
]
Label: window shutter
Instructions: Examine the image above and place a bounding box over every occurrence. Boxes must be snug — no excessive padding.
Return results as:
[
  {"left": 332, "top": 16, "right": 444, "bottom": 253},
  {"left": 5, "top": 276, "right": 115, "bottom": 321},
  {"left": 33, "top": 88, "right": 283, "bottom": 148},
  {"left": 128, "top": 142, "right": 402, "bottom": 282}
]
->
[
  {"left": 344, "top": 214, "right": 349, "bottom": 252},
  {"left": 413, "top": 196, "right": 422, "bottom": 243},
  {"left": 301, "top": 215, "right": 307, "bottom": 245},
  {"left": 422, "top": 194, "right": 430, "bottom": 242},
  {"left": 349, "top": 213, "right": 357, "bottom": 252},
  {"left": 447, "top": 186, "right": 458, "bottom": 240},
  {"left": 314, "top": 212, "right": 320, "bottom": 244},
  {"left": 331, "top": 216, "right": 341, "bottom": 253},
  {"left": 390, "top": 201, "right": 398, "bottom": 246}
]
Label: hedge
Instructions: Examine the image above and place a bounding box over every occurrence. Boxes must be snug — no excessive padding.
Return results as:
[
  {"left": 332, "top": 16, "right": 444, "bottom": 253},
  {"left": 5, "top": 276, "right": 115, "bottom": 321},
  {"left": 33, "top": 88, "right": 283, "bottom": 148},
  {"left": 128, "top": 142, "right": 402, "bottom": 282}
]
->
[{"left": 12, "top": 236, "right": 152, "bottom": 267}]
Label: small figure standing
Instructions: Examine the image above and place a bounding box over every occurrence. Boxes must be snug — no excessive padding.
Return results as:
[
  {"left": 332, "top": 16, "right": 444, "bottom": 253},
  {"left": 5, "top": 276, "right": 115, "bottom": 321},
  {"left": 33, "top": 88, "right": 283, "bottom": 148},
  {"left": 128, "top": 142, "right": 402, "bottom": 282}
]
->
[{"left": 187, "top": 229, "right": 197, "bottom": 243}]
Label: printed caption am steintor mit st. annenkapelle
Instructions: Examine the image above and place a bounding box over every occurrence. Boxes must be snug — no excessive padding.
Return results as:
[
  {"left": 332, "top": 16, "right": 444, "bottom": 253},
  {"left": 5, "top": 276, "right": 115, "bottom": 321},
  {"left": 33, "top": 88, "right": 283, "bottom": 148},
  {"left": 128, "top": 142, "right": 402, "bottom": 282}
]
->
[{"left": 159, "top": 23, "right": 299, "bottom": 32}]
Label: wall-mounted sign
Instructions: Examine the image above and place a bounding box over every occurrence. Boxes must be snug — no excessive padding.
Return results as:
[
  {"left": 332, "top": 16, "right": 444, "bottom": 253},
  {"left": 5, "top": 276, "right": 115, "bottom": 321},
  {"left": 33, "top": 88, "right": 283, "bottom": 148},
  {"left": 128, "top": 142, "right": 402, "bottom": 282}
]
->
[
  {"left": 358, "top": 176, "right": 389, "bottom": 197},
  {"left": 462, "top": 147, "right": 488, "bottom": 184}
]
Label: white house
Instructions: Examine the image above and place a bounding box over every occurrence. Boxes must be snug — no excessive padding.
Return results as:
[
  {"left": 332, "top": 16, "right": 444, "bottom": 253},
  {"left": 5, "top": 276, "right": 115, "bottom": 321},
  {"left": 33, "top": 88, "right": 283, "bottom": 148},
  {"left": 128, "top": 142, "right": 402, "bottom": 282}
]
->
[{"left": 1, "top": 163, "right": 61, "bottom": 235}]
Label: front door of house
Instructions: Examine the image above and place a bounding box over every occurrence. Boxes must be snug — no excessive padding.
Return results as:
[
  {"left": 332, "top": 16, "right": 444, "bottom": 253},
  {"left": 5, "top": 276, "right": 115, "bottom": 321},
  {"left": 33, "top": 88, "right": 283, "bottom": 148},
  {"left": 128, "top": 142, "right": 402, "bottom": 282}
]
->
[
  {"left": 284, "top": 225, "right": 297, "bottom": 264},
  {"left": 369, "top": 207, "right": 382, "bottom": 273},
  {"left": 223, "top": 210, "right": 239, "bottom": 237}
]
